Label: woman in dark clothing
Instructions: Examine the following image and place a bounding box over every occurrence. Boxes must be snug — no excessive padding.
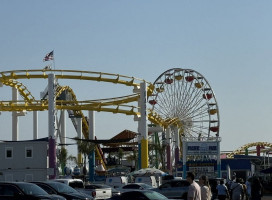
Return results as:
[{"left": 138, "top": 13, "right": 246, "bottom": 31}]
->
[{"left": 251, "top": 177, "right": 263, "bottom": 200}]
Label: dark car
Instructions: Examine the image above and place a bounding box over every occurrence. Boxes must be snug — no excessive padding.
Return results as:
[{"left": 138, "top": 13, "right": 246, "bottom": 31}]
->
[
  {"left": 120, "top": 183, "right": 153, "bottom": 191},
  {"left": 0, "top": 182, "right": 65, "bottom": 200},
  {"left": 107, "top": 190, "right": 171, "bottom": 200},
  {"left": 151, "top": 179, "right": 190, "bottom": 199},
  {"left": 31, "top": 181, "right": 93, "bottom": 200}
]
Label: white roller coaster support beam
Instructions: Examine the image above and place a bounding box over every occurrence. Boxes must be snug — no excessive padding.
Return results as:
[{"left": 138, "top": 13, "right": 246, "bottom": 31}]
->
[
  {"left": 48, "top": 73, "right": 57, "bottom": 179},
  {"left": 33, "top": 111, "right": 38, "bottom": 139},
  {"left": 182, "top": 138, "right": 187, "bottom": 178},
  {"left": 166, "top": 128, "right": 171, "bottom": 172},
  {"left": 60, "top": 110, "right": 66, "bottom": 145},
  {"left": 89, "top": 111, "right": 95, "bottom": 140},
  {"left": 89, "top": 111, "right": 95, "bottom": 182},
  {"left": 77, "top": 117, "right": 82, "bottom": 164},
  {"left": 12, "top": 87, "right": 19, "bottom": 141},
  {"left": 217, "top": 137, "right": 221, "bottom": 178},
  {"left": 139, "top": 82, "right": 148, "bottom": 169}
]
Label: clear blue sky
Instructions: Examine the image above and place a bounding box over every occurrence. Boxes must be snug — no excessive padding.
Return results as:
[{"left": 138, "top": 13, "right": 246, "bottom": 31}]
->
[{"left": 1, "top": 1, "right": 272, "bottom": 156}]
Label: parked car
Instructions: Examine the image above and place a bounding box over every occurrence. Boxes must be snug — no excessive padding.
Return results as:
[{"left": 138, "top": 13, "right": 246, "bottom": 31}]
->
[
  {"left": 31, "top": 181, "right": 93, "bottom": 200},
  {"left": 83, "top": 183, "right": 112, "bottom": 199},
  {"left": 52, "top": 179, "right": 84, "bottom": 188},
  {"left": 109, "top": 186, "right": 121, "bottom": 196},
  {"left": 0, "top": 182, "right": 66, "bottom": 200},
  {"left": 135, "top": 176, "right": 158, "bottom": 188},
  {"left": 120, "top": 183, "right": 153, "bottom": 192},
  {"left": 151, "top": 179, "right": 190, "bottom": 199},
  {"left": 52, "top": 179, "right": 112, "bottom": 199},
  {"left": 105, "top": 176, "right": 128, "bottom": 189},
  {"left": 106, "top": 190, "right": 171, "bottom": 200}
]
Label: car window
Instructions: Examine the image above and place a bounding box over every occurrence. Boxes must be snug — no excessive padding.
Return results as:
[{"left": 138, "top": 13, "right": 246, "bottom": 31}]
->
[
  {"left": 123, "top": 184, "right": 140, "bottom": 189},
  {"left": 85, "top": 185, "right": 97, "bottom": 189},
  {"left": 143, "top": 191, "right": 168, "bottom": 200},
  {"left": 36, "top": 184, "right": 56, "bottom": 194},
  {"left": 122, "top": 191, "right": 145, "bottom": 200},
  {"left": 69, "top": 181, "right": 84, "bottom": 188},
  {"left": 46, "top": 182, "right": 79, "bottom": 194},
  {"left": 161, "top": 183, "right": 171, "bottom": 188},
  {"left": 178, "top": 181, "right": 190, "bottom": 187},
  {"left": 141, "top": 184, "right": 153, "bottom": 189},
  {"left": 172, "top": 181, "right": 181, "bottom": 187},
  {"left": 0, "top": 185, "right": 20, "bottom": 196},
  {"left": 17, "top": 183, "right": 48, "bottom": 195}
]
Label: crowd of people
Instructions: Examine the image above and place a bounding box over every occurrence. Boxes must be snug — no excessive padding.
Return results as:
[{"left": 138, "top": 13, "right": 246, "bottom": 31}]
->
[{"left": 186, "top": 172, "right": 264, "bottom": 200}]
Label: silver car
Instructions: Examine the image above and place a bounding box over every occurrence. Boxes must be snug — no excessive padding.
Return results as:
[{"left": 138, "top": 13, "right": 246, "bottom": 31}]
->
[{"left": 152, "top": 179, "right": 190, "bottom": 199}]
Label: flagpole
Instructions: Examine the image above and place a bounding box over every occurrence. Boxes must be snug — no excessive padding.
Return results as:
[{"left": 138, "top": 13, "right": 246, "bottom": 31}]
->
[{"left": 53, "top": 50, "right": 56, "bottom": 71}]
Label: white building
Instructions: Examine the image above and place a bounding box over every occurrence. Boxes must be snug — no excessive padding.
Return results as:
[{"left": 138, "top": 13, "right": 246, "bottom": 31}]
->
[{"left": 0, "top": 138, "right": 49, "bottom": 181}]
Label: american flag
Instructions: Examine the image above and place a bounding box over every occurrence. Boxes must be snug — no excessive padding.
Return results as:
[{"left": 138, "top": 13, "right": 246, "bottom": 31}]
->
[{"left": 43, "top": 51, "right": 54, "bottom": 62}]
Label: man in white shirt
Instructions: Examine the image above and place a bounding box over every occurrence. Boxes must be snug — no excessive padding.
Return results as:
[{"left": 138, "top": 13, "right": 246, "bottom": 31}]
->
[{"left": 186, "top": 172, "right": 201, "bottom": 200}]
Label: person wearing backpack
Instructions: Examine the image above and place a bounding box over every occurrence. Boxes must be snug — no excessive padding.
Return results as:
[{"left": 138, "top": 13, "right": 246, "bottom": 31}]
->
[
  {"left": 216, "top": 180, "right": 229, "bottom": 200},
  {"left": 230, "top": 178, "right": 243, "bottom": 200}
]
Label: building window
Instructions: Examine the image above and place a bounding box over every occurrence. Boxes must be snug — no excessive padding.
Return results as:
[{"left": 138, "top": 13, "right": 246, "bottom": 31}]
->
[
  {"left": 5, "top": 147, "right": 13, "bottom": 159},
  {"left": 25, "top": 147, "right": 33, "bottom": 158}
]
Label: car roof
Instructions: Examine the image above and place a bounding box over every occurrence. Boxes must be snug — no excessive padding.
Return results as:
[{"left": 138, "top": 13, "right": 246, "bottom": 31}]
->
[{"left": 0, "top": 182, "right": 35, "bottom": 186}]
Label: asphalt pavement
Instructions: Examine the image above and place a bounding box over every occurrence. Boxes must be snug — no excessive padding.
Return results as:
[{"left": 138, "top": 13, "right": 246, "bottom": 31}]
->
[{"left": 262, "top": 194, "right": 272, "bottom": 200}]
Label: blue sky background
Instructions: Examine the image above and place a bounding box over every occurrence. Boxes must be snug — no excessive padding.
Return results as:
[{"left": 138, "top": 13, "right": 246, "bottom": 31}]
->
[{"left": 1, "top": 1, "right": 272, "bottom": 157}]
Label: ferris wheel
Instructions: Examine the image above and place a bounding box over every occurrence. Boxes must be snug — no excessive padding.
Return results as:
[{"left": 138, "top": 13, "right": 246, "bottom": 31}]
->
[{"left": 148, "top": 68, "right": 220, "bottom": 139}]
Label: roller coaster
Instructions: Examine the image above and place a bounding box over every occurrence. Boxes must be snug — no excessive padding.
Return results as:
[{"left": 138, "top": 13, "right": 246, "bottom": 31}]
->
[
  {"left": 227, "top": 142, "right": 272, "bottom": 158},
  {"left": 0, "top": 68, "right": 221, "bottom": 172}
]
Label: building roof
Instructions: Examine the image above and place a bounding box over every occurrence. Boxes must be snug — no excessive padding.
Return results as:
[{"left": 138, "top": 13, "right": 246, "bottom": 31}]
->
[
  {"left": 103, "top": 129, "right": 138, "bottom": 147},
  {"left": 0, "top": 137, "right": 49, "bottom": 143}
]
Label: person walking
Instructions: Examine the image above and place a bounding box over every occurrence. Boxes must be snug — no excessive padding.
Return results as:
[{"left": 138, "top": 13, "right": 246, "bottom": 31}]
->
[
  {"left": 245, "top": 177, "right": 252, "bottom": 200},
  {"left": 216, "top": 180, "right": 229, "bottom": 200},
  {"left": 186, "top": 172, "right": 201, "bottom": 200},
  {"left": 251, "top": 176, "right": 263, "bottom": 200},
  {"left": 230, "top": 178, "right": 244, "bottom": 200},
  {"left": 199, "top": 175, "right": 212, "bottom": 200}
]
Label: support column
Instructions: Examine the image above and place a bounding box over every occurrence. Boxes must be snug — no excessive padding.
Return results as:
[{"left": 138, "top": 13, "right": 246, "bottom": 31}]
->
[
  {"left": 60, "top": 110, "right": 66, "bottom": 145},
  {"left": 48, "top": 73, "right": 57, "bottom": 179},
  {"left": 12, "top": 87, "right": 19, "bottom": 141},
  {"left": 166, "top": 128, "right": 171, "bottom": 172},
  {"left": 182, "top": 138, "right": 187, "bottom": 178},
  {"left": 60, "top": 110, "right": 66, "bottom": 175},
  {"left": 140, "top": 82, "right": 148, "bottom": 169},
  {"left": 77, "top": 117, "right": 82, "bottom": 165},
  {"left": 33, "top": 111, "right": 38, "bottom": 139},
  {"left": 89, "top": 111, "right": 95, "bottom": 182},
  {"left": 217, "top": 137, "right": 221, "bottom": 178},
  {"left": 174, "top": 128, "right": 180, "bottom": 166}
]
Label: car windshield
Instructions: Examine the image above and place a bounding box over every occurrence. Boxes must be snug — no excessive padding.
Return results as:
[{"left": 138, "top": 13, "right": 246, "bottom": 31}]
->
[
  {"left": 46, "top": 182, "right": 79, "bottom": 194},
  {"left": 140, "top": 184, "right": 153, "bottom": 189},
  {"left": 17, "top": 183, "right": 48, "bottom": 195},
  {"left": 143, "top": 191, "right": 168, "bottom": 200}
]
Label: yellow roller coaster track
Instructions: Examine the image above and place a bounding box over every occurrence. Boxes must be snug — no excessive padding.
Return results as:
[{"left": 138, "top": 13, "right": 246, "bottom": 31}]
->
[
  {"left": 227, "top": 142, "right": 272, "bottom": 158},
  {"left": 0, "top": 69, "right": 154, "bottom": 93},
  {"left": 0, "top": 69, "right": 181, "bottom": 128},
  {"left": 1, "top": 79, "right": 36, "bottom": 103},
  {"left": 56, "top": 85, "right": 109, "bottom": 169}
]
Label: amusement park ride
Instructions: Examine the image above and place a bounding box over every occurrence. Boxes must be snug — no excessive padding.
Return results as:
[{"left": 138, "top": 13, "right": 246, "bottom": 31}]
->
[{"left": 1, "top": 68, "right": 270, "bottom": 180}]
